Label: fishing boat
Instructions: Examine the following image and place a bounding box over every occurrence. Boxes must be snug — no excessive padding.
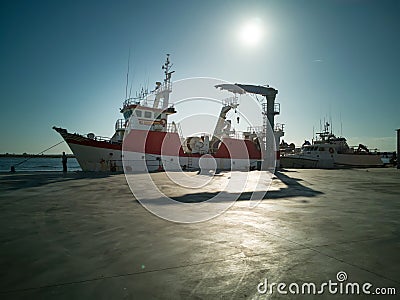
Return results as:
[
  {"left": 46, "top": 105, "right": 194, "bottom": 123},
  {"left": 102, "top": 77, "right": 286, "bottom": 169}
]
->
[
  {"left": 53, "top": 55, "right": 283, "bottom": 172},
  {"left": 280, "top": 122, "right": 384, "bottom": 168}
]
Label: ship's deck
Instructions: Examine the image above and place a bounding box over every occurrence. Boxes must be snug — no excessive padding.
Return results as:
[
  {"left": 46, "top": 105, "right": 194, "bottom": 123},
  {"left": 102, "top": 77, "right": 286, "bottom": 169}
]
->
[{"left": 0, "top": 168, "right": 399, "bottom": 298}]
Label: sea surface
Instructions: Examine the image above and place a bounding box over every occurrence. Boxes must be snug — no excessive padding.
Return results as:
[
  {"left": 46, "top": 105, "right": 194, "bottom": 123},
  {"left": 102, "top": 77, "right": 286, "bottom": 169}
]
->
[{"left": 0, "top": 157, "right": 81, "bottom": 172}]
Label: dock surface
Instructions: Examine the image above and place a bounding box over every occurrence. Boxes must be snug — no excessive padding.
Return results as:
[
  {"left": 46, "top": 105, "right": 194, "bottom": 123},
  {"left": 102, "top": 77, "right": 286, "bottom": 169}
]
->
[{"left": 0, "top": 169, "right": 399, "bottom": 299}]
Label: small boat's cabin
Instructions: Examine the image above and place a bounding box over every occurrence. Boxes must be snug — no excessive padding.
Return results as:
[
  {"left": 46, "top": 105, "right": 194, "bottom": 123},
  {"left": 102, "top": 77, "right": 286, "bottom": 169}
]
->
[
  {"left": 302, "top": 145, "right": 330, "bottom": 152},
  {"left": 301, "top": 144, "right": 337, "bottom": 156}
]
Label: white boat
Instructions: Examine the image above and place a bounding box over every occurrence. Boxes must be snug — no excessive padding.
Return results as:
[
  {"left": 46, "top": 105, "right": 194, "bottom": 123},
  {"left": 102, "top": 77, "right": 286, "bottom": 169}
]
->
[{"left": 280, "top": 122, "right": 384, "bottom": 168}]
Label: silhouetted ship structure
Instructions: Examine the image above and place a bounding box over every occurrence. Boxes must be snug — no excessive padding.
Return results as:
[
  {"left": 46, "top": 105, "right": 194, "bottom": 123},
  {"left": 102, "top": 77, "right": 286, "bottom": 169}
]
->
[{"left": 54, "top": 55, "right": 284, "bottom": 172}]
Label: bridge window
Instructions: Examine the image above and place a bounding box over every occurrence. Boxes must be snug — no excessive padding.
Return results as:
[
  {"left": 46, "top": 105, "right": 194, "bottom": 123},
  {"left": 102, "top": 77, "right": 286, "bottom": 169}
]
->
[
  {"left": 124, "top": 110, "right": 132, "bottom": 119},
  {"left": 144, "top": 111, "right": 152, "bottom": 118},
  {"left": 135, "top": 110, "right": 142, "bottom": 117}
]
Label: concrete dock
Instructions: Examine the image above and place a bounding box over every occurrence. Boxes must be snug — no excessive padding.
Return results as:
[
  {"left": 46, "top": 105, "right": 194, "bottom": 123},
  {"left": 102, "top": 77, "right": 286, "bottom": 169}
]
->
[{"left": 0, "top": 168, "right": 399, "bottom": 299}]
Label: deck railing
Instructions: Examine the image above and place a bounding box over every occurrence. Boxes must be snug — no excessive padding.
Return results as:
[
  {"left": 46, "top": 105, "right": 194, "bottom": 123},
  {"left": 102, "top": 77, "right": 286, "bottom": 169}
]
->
[
  {"left": 123, "top": 97, "right": 141, "bottom": 107},
  {"left": 247, "top": 126, "right": 264, "bottom": 133},
  {"left": 222, "top": 96, "right": 238, "bottom": 107},
  {"left": 122, "top": 83, "right": 172, "bottom": 108},
  {"left": 275, "top": 123, "right": 285, "bottom": 132}
]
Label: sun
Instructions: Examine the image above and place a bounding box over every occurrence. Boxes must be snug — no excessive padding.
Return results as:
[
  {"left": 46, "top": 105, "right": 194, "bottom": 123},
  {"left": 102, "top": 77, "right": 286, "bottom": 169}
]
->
[{"left": 239, "top": 19, "right": 263, "bottom": 47}]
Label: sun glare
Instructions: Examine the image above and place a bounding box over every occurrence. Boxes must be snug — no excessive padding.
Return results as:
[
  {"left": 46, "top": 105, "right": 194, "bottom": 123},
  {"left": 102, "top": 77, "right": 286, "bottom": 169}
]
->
[{"left": 239, "top": 19, "right": 263, "bottom": 47}]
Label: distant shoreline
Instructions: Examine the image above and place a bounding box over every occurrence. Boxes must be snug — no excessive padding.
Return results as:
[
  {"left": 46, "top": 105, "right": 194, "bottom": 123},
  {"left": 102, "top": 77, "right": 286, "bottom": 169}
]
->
[{"left": 0, "top": 154, "right": 75, "bottom": 158}]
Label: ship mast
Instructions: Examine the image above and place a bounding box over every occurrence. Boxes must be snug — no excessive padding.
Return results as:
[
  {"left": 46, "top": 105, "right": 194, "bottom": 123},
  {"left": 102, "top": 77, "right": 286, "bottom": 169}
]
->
[
  {"left": 162, "top": 54, "right": 174, "bottom": 85},
  {"left": 153, "top": 54, "right": 174, "bottom": 109}
]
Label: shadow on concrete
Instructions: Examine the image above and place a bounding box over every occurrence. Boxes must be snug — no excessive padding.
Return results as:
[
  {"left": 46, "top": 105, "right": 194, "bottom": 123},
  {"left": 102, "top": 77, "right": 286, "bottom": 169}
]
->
[
  {"left": 0, "top": 172, "right": 121, "bottom": 191},
  {"left": 277, "top": 168, "right": 299, "bottom": 173},
  {"left": 159, "top": 171, "right": 323, "bottom": 203},
  {"left": 1, "top": 171, "right": 323, "bottom": 204}
]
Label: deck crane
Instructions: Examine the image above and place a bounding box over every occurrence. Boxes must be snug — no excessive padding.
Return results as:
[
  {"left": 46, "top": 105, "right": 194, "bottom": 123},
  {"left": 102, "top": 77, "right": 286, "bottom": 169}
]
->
[
  {"left": 212, "top": 84, "right": 246, "bottom": 152},
  {"left": 214, "top": 83, "right": 284, "bottom": 168}
]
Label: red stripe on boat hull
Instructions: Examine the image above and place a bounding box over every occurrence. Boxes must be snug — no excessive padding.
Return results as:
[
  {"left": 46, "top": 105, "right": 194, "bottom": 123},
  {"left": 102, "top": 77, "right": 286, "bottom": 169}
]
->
[
  {"left": 123, "top": 130, "right": 261, "bottom": 159},
  {"left": 66, "top": 138, "right": 122, "bottom": 150}
]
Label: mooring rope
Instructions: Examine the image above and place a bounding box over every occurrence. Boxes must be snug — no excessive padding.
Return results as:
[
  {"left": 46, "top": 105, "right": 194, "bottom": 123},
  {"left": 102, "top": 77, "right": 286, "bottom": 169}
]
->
[{"left": 12, "top": 140, "right": 65, "bottom": 169}]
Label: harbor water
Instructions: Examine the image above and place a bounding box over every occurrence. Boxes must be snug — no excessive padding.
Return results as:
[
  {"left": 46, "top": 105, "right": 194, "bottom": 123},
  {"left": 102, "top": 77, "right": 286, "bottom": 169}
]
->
[{"left": 0, "top": 157, "right": 81, "bottom": 172}]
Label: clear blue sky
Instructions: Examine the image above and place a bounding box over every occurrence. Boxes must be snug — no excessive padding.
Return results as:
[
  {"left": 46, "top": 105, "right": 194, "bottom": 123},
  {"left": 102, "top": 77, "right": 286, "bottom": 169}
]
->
[{"left": 1, "top": 0, "right": 399, "bottom": 153}]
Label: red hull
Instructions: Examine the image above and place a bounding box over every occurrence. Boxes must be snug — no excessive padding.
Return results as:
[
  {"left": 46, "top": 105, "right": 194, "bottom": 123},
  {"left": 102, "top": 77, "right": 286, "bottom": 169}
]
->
[{"left": 123, "top": 129, "right": 261, "bottom": 159}]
